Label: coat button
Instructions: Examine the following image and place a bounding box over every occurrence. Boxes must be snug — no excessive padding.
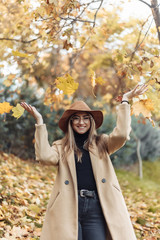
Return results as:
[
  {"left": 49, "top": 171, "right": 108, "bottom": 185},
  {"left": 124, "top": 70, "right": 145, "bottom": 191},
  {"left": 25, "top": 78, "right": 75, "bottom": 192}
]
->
[
  {"left": 101, "top": 178, "right": 106, "bottom": 183},
  {"left": 64, "top": 180, "right": 69, "bottom": 185}
]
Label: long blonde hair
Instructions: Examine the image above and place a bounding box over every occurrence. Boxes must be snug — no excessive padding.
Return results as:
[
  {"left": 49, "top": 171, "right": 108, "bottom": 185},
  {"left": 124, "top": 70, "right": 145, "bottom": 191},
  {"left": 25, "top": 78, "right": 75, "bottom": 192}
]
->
[{"left": 61, "top": 113, "right": 108, "bottom": 162}]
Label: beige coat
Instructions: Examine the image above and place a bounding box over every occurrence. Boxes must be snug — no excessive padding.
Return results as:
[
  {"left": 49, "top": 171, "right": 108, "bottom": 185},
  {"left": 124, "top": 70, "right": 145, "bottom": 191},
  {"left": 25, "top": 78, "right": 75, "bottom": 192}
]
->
[{"left": 35, "top": 104, "right": 137, "bottom": 240}]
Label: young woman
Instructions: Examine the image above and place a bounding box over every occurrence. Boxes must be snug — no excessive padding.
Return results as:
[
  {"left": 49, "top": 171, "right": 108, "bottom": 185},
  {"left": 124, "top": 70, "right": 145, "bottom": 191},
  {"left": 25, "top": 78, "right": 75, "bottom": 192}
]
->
[{"left": 20, "top": 84, "right": 147, "bottom": 240}]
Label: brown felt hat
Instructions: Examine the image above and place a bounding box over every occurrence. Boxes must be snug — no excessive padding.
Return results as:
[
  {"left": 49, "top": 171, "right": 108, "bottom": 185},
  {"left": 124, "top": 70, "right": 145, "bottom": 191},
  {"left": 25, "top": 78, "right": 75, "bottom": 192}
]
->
[{"left": 58, "top": 100, "right": 103, "bottom": 132}]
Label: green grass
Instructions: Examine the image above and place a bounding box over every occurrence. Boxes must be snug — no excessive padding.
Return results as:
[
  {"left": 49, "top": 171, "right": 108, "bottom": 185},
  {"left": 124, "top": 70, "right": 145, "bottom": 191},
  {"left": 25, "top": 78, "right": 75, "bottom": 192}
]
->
[
  {"left": 116, "top": 160, "right": 160, "bottom": 194},
  {"left": 116, "top": 160, "right": 160, "bottom": 240}
]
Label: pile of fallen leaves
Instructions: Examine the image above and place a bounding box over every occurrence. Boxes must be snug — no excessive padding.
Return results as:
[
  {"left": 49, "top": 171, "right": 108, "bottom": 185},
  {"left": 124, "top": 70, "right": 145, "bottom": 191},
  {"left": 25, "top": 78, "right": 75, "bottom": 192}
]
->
[
  {"left": 0, "top": 152, "right": 56, "bottom": 240},
  {"left": 117, "top": 166, "right": 160, "bottom": 240},
  {"left": 0, "top": 152, "right": 159, "bottom": 240}
]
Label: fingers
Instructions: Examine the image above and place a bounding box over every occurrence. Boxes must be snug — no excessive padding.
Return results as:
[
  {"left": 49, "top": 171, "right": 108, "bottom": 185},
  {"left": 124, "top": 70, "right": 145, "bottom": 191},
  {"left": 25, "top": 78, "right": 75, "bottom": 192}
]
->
[
  {"left": 132, "top": 84, "right": 148, "bottom": 96},
  {"left": 20, "top": 102, "right": 35, "bottom": 117},
  {"left": 137, "top": 84, "right": 148, "bottom": 94}
]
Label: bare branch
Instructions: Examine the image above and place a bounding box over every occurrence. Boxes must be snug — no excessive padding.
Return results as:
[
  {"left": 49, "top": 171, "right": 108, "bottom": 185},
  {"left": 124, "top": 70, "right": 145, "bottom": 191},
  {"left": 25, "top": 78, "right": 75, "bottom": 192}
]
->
[
  {"left": 93, "top": 0, "right": 104, "bottom": 27},
  {"left": 0, "top": 36, "right": 41, "bottom": 44},
  {"left": 126, "top": 16, "right": 154, "bottom": 59},
  {"left": 138, "top": 0, "right": 151, "bottom": 8},
  {"left": 59, "top": 16, "right": 94, "bottom": 24}
]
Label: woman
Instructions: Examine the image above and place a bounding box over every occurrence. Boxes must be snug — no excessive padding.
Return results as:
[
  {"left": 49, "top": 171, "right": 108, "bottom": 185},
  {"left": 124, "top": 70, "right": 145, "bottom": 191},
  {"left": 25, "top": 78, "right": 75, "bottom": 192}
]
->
[{"left": 20, "top": 84, "right": 147, "bottom": 240}]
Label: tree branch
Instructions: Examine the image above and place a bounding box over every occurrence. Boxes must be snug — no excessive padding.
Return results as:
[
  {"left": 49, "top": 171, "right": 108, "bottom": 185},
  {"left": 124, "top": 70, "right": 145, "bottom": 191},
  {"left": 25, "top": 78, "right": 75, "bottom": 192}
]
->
[
  {"left": 0, "top": 36, "right": 41, "bottom": 44},
  {"left": 126, "top": 16, "right": 153, "bottom": 59},
  {"left": 138, "top": 0, "right": 151, "bottom": 8},
  {"left": 93, "top": 0, "right": 104, "bottom": 27}
]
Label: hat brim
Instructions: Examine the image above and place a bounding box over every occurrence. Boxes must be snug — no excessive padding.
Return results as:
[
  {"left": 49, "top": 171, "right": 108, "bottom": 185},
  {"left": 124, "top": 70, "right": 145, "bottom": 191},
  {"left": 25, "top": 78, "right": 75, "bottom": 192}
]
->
[{"left": 58, "top": 109, "right": 103, "bottom": 133}]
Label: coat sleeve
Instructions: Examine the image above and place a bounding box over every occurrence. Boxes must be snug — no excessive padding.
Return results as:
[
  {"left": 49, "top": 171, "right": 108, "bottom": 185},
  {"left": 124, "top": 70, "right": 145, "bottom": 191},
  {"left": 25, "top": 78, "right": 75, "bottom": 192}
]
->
[
  {"left": 34, "top": 124, "right": 59, "bottom": 166},
  {"left": 104, "top": 104, "right": 131, "bottom": 155}
]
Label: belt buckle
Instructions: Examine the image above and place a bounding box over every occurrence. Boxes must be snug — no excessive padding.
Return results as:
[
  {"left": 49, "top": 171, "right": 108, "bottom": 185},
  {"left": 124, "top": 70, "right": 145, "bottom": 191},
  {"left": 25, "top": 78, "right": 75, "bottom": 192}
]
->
[{"left": 80, "top": 189, "right": 87, "bottom": 197}]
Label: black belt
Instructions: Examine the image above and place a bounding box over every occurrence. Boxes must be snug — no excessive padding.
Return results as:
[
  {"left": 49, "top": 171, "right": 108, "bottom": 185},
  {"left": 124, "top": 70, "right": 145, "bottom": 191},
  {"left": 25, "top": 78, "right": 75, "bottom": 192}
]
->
[{"left": 78, "top": 189, "right": 96, "bottom": 198}]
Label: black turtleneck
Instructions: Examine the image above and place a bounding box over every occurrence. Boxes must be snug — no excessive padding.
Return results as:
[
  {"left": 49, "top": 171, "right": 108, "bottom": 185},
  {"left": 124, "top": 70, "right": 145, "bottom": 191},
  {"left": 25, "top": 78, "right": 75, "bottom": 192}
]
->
[{"left": 74, "top": 131, "right": 97, "bottom": 192}]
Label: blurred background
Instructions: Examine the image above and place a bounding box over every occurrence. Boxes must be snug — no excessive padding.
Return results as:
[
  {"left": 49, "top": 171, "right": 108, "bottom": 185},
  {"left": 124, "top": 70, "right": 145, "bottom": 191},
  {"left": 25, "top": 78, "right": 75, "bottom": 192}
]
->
[{"left": 0, "top": 0, "right": 160, "bottom": 238}]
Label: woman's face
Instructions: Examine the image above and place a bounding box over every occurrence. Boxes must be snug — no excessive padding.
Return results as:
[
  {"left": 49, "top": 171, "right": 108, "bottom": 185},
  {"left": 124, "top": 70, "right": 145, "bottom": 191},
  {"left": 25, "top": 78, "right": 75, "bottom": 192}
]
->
[{"left": 71, "top": 112, "right": 91, "bottom": 134}]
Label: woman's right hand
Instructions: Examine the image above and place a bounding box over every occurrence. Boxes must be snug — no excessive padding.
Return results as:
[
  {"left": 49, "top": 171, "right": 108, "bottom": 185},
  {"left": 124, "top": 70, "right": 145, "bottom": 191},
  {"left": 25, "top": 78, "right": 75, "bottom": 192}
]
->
[{"left": 20, "top": 102, "right": 44, "bottom": 125}]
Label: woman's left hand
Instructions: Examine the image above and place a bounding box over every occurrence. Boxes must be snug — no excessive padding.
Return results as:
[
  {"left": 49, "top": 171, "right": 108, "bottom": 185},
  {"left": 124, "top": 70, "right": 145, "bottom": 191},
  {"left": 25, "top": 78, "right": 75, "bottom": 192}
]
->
[{"left": 122, "top": 83, "right": 148, "bottom": 101}]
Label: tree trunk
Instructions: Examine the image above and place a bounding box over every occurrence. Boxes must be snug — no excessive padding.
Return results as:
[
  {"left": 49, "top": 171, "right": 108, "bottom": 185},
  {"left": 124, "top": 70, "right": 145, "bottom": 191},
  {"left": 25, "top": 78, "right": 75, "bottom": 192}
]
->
[
  {"left": 151, "top": 0, "right": 160, "bottom": 43},
  {"left": 131, "top": 130, "right": 143, "bottom": 179},
  {"left": 137, "top": 138, "right": 143, "bottom": 179}
]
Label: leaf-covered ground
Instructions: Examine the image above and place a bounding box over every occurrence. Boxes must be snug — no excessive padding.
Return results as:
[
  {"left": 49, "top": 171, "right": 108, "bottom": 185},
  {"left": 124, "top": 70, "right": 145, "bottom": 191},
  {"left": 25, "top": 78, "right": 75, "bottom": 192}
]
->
[{"left": 0, "top": 152, "right": 160, "bottom": 240}]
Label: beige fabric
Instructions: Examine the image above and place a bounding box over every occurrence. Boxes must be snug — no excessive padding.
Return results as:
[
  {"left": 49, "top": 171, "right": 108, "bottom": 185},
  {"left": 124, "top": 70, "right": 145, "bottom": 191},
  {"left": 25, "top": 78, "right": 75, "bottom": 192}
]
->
[{"left": 35, "top": 104, "right": 136, "bottom": 240}]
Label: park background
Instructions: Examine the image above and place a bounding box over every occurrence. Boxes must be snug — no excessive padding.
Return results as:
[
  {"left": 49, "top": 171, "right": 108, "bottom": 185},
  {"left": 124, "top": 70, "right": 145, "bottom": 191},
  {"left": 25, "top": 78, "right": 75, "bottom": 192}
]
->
[{"left": 0, "top": 0, "right": 160, "bottom": 239}]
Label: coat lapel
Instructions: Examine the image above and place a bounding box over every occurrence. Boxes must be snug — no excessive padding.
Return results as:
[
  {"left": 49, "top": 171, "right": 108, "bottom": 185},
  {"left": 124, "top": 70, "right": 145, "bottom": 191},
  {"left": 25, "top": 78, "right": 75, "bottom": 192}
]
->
[
  {"left": 67, "top": 151, "right": 78, "bottom": 192},
  {"left": 89, "top": 142, "right": 98, "bottom": 181}
]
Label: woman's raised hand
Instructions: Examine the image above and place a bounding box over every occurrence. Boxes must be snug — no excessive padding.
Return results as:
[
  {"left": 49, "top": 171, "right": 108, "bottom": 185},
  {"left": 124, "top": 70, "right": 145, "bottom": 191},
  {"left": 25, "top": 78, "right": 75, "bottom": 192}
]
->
[
  {"left": 20, "top": 102, "right": 43, "bottom": 125},
  {"left": 122, "top": 84, "right": 148, "bottom": 101}
]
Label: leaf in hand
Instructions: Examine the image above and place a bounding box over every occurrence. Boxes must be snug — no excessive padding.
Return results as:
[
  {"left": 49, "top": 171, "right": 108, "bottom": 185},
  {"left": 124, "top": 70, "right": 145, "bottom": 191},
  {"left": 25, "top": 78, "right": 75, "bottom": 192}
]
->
[
  {"left": 0, "top": 102, "right": 13, "bottom": 114},
  {"left": 12, "top": 104, "right": 25, "bottom": 119},
  {"left": 131, "top": 99, "right": 154, "bottom": 118}
]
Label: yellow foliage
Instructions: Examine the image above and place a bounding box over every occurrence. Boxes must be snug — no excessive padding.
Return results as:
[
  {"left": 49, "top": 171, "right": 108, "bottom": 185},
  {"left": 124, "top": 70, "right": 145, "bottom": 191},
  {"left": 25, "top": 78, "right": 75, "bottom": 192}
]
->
[
  {"left": 44, "top": 87, "right": 64, "bottom": 109},
  {"left": 95, "top": 76, "right": 105, "bottom": 85},
  {"left": 89, "top": 69, "right": 96, "bottom": 88},
  {"left": 56, "top": 74, "right": 79, "bottom": 95},
  {"left": 12, "top": 104, "right": 24, "bottom": 119},
  {"left": 12, "top": 51, "right": 30, "bottom": 58},
  {"left": 93, "top": 101, "right": 103, "bottom": 108},
  {"left": 0, "top": 102, "right": 13, "bottom": 114},
  {"left": 131, "top": 99, "right": 154, "bottom": 118},
  {"left": 148, "top": 79, "right": 156, "bottom": 86},
  {"left": 103, "top": 93, "right": 112, "bottom": 103},
  {"left": 89, "top": 69, "right": 105, "bottom": 94},
  {"left": 3, "top": 74, "right": 16, "bottom": 87}
]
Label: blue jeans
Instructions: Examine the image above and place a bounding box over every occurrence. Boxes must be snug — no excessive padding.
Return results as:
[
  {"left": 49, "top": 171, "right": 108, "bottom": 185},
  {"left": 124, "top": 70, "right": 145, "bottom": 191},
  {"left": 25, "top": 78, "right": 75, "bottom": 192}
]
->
[{"left": 78, "top": 193, "right": 107, "bottom": 240}]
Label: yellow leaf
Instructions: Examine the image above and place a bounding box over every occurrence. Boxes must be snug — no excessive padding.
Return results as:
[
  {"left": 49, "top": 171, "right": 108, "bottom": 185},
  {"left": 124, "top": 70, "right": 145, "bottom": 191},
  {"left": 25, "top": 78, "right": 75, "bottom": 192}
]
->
[
  {"left": 12, "top": 104, "right": 25, "bottom": 119},
  {"left": 3, "top": 74, "right": 16, "bottom": 87},
  {"left": 3, "top": 79, "right": 12, "bottom": 87},
  {"left": 131, "top": 99, "right": 154, "bottom": 118},
  {"left": 0, "top": 102, "right": 13, "bottom": 114},
  {"left": 29, "top": 204, "right": 41, "bottom": 214},
  {"left": 89, "top": 69, "right": 96, "bottom": 88},
  {"left": 12, "top": 50, "right": 30, "bottom": 58},
  {"left": 95, "top": 76, "right": 105, "bottom": 85},
  {"left": 56, "top": 74, "right": 79, "bottom": 95},
  {"left": 148, "top": 79, "right": 156, "bottom": 86}
]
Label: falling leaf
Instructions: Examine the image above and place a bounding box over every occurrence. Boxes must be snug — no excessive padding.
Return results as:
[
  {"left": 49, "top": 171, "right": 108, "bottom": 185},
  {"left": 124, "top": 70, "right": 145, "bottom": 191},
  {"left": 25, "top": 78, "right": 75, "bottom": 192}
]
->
[
  {"left": 63, "top": 40, "right": 73, "bottom": 50},
  {"left": 56, "top": 74, "right": 79, "bottom": 95},
  {"left": 131, "top": 99, "right": 154, "bottom": 118},
  {"left": 12, "top": 50, "right": 30, "bottom": 58},
  {"left": 89, "top": 69, "right": 96, "bottom": 88},
  {"left": 0, "top": 102, "right": 13, "bottom": 114},
  {"left": 95, "top": 76, "right": 105, "bottom": 85},
  {"left": 12, "top": 104, "right": 25, "bottom": 119},
  {"left": 3, "top": 74, "right": 16, "bottom": 87},
  {"left": 115, "top": 95, "right": 123, "bottom": 102}
]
